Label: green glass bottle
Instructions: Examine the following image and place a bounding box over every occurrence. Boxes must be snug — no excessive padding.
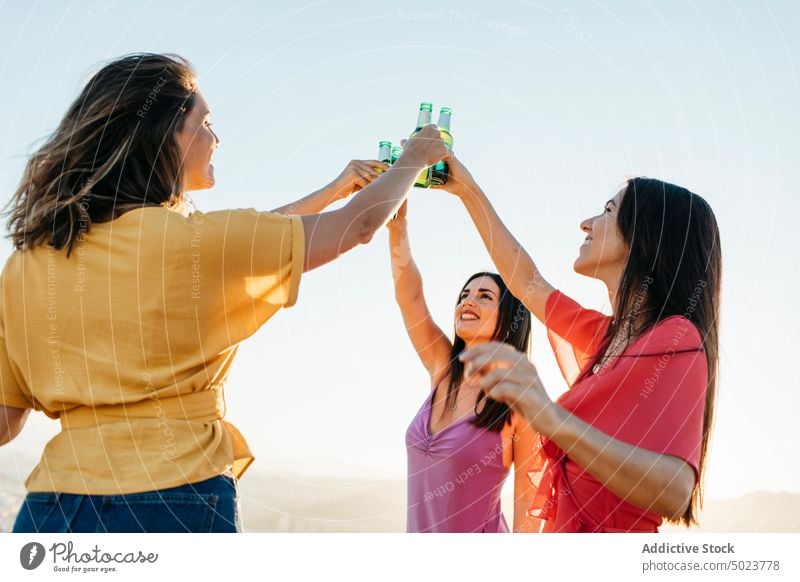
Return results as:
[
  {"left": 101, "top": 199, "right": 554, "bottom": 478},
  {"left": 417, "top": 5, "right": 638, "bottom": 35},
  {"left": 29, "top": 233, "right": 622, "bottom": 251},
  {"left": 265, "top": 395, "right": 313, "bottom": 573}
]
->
[
  {"left": 377, "top": 140, "right": 392, "bottom": 173},
  {"left": 410, "top": 102, "right": 433, "bottom": 188},
  {"left": 390, "top": 145, "right": 403, "bottom": 165},
  {"left": 430, "top": 107, "right": 453, "bottom": 186}
]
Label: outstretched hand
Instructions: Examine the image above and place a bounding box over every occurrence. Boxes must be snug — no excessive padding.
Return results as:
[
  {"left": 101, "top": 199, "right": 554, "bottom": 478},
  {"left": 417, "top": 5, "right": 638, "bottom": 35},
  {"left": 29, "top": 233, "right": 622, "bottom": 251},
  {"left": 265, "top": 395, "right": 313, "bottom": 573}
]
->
[
  {"left": 397, "top": 138, "right": 476, "bottom": 198},
  {"left": 398, "top": 125, "right": 449, "bottom": 168},
  {"left": 429, "top": 151, "right": 478, "bottom": 197},
  {"left": 327, "top": 159, "right": 389, "bottom": 202},
  {"left": 460, "top": 341, "right": 556, "bottom": 432}
]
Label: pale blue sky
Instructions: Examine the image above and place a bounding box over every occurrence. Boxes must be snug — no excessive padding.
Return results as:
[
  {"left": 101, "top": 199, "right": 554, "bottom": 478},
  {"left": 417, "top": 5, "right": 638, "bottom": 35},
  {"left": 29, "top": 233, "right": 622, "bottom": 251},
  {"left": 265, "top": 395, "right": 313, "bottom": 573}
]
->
[{"left": 1, "top": 0, "right": 798, "bottom": 499}]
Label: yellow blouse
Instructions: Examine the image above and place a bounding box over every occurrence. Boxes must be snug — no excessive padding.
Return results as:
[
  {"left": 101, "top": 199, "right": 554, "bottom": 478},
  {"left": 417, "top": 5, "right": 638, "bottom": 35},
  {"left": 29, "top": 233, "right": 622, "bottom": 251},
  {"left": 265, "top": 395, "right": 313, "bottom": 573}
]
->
[{"left": 0, "top": 206, "right": 304, "bottom": 494}]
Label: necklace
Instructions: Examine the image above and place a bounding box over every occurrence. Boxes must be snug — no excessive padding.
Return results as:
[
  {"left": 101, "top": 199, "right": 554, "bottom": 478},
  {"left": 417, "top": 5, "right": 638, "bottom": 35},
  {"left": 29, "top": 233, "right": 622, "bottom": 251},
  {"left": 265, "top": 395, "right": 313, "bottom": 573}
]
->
[
  {"left": 449, "top": 382, "right": 480, "bottom": 412},
  {"left": 593, "top": 326, "right": 633, "bottom": 374}
]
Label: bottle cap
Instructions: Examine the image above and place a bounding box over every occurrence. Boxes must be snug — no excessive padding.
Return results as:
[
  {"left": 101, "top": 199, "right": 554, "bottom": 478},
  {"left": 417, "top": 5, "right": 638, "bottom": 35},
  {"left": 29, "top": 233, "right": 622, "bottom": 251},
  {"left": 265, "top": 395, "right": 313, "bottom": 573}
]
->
[
  {"left": 379, "top": 140, "right": 392, "bottom": 147},
  {"left": 439, "top": 107, "right": 452, "bottom": 115},
  {"left": 419, "top": 102, "right": 433, "bottom": 111}
]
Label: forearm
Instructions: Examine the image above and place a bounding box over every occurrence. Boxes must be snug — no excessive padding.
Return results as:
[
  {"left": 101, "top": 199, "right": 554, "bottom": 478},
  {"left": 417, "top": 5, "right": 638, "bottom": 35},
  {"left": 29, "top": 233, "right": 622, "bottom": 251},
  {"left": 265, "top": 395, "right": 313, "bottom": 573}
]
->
[
  {"left": 343, "top": 160, "right": 423, "bottom": 242},
  {"left": 532, "top": 404, "right": 693, "bottom": 519},
  {"left": 457, "top": 185, "right": 552, "bottom": 319},
  {"left": 388, "top": 223, "right": 424, "bottom": 303},
  {"left": 300, "top": 160, "right": 424, "bottom": 271},
  {"left": 271, "top": 187, "right": 339, "bottom": 215}
]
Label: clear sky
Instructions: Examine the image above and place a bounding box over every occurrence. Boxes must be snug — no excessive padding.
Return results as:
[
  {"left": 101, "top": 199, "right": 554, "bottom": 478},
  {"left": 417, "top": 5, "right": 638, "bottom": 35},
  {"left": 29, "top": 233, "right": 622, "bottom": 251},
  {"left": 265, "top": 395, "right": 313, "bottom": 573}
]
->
[{"left": 0, "top": 0, "right": 798, "bottom": 500}]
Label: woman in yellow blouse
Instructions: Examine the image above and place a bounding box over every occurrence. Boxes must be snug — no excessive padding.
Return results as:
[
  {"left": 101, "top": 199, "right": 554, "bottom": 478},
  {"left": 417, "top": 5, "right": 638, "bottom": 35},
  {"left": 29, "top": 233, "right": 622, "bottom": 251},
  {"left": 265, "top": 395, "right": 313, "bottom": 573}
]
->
[{"left": 0, "top": 53, "right": 446, "bottom": 532}]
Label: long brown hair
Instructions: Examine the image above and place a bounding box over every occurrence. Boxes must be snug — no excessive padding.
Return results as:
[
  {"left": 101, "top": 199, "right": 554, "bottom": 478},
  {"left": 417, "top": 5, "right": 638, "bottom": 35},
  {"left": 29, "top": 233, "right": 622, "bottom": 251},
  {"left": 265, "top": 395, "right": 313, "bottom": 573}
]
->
[
  {"left": 443, "top": 272, "right": 532, "bottom": 432},
  {"left": 583, "top": 177, "right": 721, "bottom": 526},
  {"left": 3, "top": 53, "right": 197, "bottom": 256}
]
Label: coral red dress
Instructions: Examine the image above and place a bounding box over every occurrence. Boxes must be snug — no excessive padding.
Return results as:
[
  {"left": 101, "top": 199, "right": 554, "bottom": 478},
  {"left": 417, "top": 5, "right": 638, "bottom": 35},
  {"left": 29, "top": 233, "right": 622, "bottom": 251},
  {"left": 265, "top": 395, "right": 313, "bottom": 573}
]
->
[{"left": 527, "top": 290, "right": 708, "bottom": 532}]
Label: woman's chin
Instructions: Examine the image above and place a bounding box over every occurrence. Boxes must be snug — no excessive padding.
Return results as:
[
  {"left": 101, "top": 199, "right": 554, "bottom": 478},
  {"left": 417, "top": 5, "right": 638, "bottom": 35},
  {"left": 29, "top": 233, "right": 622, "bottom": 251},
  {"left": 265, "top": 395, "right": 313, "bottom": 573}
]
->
[
  {"left": 455, "top": 329, "right": 494, "bottom": 345},
  {"left": 200, "top": 165, "right": 215, "bottom": 188},
  {"left": 573, "top": 256, "right": 589, "bottom": 276}
]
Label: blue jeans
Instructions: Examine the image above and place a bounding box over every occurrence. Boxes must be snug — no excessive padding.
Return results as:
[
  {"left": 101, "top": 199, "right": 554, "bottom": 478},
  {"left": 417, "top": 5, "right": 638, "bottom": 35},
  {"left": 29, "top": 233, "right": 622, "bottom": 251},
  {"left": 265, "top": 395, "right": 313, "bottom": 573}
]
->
[{"left": 12, "top": 475, "right": 240, "bottom": 533}]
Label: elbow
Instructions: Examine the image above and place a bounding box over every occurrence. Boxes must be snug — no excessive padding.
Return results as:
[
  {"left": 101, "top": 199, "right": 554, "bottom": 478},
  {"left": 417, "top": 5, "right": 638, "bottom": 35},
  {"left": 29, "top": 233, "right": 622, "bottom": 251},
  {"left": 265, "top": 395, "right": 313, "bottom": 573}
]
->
[
  {"left": 664, "top": 500, "right": 691, "bottom": 523},
  {"left": 359, "top": 228, "right": 376, "bottom": 246},
  {"left": 0, "top": 407, "right": 30, "bottom": 446},
  {"left": 660, "top": 478, "right": 695, "bottom": 522},
  {"left": 357, "top": 217, "right": 378, "bottom": 245}
]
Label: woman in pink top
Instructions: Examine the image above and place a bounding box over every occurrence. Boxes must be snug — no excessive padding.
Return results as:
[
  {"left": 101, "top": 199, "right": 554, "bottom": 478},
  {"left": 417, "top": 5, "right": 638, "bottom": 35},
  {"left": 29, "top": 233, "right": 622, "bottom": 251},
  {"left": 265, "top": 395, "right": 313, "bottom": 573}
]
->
[
  {"left": 388, "top": 202, "right": 540, "bottom": 533},
  {"left": 440, "top": 155, "right": 721, "bottom": 532}
]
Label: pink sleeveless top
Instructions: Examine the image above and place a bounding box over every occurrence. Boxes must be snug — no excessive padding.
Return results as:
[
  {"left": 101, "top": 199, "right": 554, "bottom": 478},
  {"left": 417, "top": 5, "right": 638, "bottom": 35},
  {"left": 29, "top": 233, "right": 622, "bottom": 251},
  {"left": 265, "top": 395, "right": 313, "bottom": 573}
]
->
[{"left": 405, "top": 388, "right": 510, "bottom": 533}]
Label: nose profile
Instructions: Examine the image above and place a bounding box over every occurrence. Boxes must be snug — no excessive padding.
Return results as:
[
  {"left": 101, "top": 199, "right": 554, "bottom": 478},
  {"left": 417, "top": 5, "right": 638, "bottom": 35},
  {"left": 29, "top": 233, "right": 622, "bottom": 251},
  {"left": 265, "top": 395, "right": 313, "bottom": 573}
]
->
[{"left": 580, "top": 217, "right": 593, "bottom": 233}]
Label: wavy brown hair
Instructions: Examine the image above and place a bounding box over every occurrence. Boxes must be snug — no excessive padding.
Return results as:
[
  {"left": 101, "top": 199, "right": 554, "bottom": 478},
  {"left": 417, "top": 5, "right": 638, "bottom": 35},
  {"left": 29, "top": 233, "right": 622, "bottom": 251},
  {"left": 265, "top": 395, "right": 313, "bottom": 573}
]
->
[{"left": 3, "top": 53, "right": 198, "bottom": 256}]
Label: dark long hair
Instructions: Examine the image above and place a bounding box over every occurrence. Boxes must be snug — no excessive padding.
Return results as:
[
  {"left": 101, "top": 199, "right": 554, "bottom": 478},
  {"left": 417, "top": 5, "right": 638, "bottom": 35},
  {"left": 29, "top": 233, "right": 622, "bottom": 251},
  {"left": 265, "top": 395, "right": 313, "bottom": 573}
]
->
[
  {"left": 441, "top": 272, "right": 532, "bottom": 432},
  {"left": 583, "top": 177, "right": 721, "bottom": 526},
  {"left": 3, "top": 53, "right": 197, "bottom": 257}
]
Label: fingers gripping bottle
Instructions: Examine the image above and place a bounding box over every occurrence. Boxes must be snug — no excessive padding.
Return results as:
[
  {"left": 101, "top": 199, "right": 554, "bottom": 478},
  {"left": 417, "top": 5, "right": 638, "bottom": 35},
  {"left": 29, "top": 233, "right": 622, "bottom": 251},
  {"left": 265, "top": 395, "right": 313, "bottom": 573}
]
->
[
  {"left": 410, "top": 102, "right": 433, "bottom": 188},
  {"left": 430, "top": 107, "right": 452, "bottom": 186}
]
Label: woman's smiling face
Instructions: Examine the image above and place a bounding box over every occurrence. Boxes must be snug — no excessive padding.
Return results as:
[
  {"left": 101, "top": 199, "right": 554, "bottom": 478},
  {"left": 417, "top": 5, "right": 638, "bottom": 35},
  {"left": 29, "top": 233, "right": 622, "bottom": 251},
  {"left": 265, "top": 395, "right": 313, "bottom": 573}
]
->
[
  {"left": 454, "top": 275, "right": 502, "bottom": 344},
  {"left": 176, "top": 89, "right": 220, "bottom": 192},
  {"left": 574, "top": 186, "right": 630, "bottom": 286}
]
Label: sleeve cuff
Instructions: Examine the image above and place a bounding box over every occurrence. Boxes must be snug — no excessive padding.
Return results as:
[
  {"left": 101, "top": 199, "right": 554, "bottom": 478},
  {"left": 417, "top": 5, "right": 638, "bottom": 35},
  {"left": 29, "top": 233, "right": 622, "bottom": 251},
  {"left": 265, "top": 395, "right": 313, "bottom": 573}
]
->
[
  {"left": 0, "top": 392, "right": 33, "bottom": 410},
  {"left": 285, "top": 214, "right": 304, "bottom": 308},
  {"left": 543, "top": 289, "right": 562, "bottom": 329}
]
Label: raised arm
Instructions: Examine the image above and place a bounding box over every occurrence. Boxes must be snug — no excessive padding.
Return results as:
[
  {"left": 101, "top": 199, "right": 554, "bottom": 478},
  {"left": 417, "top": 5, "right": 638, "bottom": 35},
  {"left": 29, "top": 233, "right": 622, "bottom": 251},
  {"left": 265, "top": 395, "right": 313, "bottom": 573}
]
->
[
  {"left": 387, "top": 201, "right": 452, "bottom": 382},
  {"left": 271, "top": 159, "right": 388, "bottom": 216},
  {"left": 0, "top": 405, "right": 30, "bottom": 446},
  {"left": 437, "top": 153, "right": 554, "bottom": 323},
  {"left": 300, "top": 125, "right": 447, "bottom": 272}
]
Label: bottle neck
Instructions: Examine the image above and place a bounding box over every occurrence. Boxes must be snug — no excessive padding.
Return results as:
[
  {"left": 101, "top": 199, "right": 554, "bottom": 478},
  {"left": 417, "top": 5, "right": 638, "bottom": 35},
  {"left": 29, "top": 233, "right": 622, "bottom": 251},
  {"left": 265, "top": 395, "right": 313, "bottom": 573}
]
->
[
  {"left": 416, "top": 109, "right": 432, "bottom": 128},
  {"left": 438, "top": 112, "right": 452, "bottom": 132}
]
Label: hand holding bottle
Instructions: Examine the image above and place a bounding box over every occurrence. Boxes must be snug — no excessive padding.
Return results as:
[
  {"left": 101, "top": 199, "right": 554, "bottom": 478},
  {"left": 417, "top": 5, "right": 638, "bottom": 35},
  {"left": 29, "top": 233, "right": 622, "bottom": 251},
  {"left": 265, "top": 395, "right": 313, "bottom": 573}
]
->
[
  {"left": 397, "top": 125, "right": 448, "bottom": 169},
  {"left": 326, "top": 159, "right": 389, "bottom": 202},
  {"left": 430, "top": 150, "right": 477, "bottom": 198}
]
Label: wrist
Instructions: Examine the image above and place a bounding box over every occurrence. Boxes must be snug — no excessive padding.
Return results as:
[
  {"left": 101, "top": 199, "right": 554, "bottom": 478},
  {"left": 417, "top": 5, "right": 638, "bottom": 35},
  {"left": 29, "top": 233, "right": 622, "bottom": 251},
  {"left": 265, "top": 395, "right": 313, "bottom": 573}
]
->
[
  {"left": 387, "top": 217, "right": 407, "bottom": 231},
  {"left": 395, "top": 150, "right": 426, "bottom": 171},
  {"left": 523, "top": 397, "right": 567, "bottom": 437},
  {"left": 454, "top": 179, "right": 481, "bottom": 202},
  {"left": 323, "top": 180, "right": 348, "bottom": 203}
]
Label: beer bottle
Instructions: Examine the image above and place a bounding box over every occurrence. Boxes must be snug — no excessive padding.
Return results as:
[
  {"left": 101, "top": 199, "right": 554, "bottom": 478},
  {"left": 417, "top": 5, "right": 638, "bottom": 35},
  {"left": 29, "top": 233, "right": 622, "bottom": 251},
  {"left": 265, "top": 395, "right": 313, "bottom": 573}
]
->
[
  {"left": 377, "top": 140, "right": 392, "bottom": 173},
  {"left": 410, "top": 102, "right": 433, "bottom": 188},
  {"left": 430, "top": 107, "right": 452, "bottom": 186},
  {"left": 390, "top": 145, "right": 403, "bottom": 165}
]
